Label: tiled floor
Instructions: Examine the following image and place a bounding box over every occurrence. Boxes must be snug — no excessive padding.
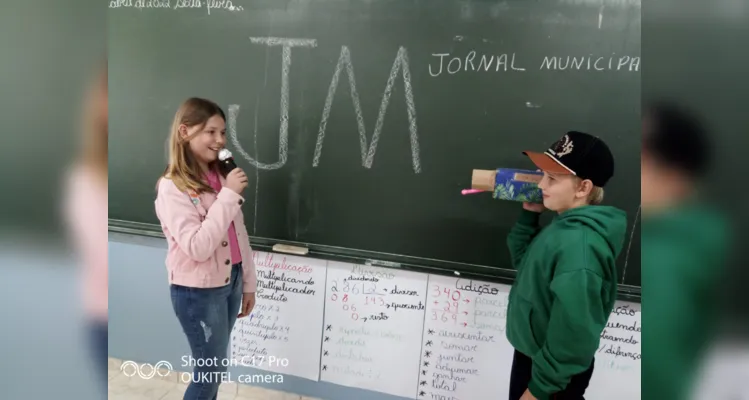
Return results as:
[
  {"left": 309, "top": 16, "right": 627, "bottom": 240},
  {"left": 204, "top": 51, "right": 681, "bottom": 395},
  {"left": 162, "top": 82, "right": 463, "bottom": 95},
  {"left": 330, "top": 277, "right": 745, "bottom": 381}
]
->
[{"left": 108, "top": 358, "right": 321, "bottom": 400}]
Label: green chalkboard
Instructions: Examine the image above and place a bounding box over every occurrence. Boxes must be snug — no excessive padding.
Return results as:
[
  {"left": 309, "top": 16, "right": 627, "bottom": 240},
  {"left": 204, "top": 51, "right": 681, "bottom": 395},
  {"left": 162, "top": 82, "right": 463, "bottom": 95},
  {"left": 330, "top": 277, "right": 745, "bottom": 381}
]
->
[
  {"left": 108, "top": 0, "right": 641, "bottom": 298},
  {"left": 0, "top": 0, "right": 105, "bottom": 234}
]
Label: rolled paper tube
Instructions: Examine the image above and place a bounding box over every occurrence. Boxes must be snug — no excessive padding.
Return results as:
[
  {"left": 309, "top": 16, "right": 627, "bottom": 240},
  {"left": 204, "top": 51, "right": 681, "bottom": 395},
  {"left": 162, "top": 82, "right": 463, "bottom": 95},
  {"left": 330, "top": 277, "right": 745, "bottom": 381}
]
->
[
  {"left": 471, "top": 169, "right": 497, "bottom": 191},
  {"left": 493, "top": 168, "right": 544, "bottom": 203},
  {"left": 470, "top": 168, "right": 544, "bottom": 203}
]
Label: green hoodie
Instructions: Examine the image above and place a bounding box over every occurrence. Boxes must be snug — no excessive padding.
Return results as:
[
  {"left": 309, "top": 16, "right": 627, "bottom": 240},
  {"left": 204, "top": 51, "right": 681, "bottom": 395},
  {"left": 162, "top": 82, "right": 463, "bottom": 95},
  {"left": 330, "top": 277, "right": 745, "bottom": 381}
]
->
[
  {"left": 505, "top": 205, "right": 628, "bottom": 399},
  {"left": 641, "top": 201, "right": 728, "bottom": 400}
]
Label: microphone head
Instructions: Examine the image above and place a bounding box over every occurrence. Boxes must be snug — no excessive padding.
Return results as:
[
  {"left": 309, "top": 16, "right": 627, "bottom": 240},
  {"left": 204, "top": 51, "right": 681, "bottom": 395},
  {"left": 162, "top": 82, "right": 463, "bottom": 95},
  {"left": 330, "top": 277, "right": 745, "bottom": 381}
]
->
[
  {"left": 218, "top": 148, "right": 238, "bottom": 174},
  {"left": 218, "top": 148, "right": 233, "bottom": 161}
]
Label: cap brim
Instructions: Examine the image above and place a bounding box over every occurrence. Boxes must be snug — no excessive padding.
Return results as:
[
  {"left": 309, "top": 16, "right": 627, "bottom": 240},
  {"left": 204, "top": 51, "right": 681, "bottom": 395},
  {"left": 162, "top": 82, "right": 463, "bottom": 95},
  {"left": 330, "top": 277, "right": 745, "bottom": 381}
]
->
[{"left": 522, "top": 151, "right": 573, "bottom": 175}]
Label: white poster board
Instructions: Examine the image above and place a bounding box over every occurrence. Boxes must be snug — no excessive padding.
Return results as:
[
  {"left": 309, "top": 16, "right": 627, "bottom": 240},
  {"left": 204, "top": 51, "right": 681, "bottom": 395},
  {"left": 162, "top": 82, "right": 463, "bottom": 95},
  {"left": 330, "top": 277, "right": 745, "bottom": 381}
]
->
[
  {"left": 586, "top": 301, "right": 641, "bottom": 399},
  {"left": 417, "top": 275, "right": 515, "bottom": 399},
  {"left": 319, "top": 261, "right": 429, "bottom": 398},
  {"left": 230, "top": 251, "right": 327, "bottom": 381}
]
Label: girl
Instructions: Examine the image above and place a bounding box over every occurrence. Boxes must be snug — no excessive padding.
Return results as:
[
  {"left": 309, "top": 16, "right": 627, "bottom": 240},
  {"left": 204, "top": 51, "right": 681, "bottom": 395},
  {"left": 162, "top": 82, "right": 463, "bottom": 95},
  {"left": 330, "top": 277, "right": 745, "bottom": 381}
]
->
[
  {"left": 154, "top": 97, "right": 257, "bottom": 400},
  {"left": 505, "top": 131, "right": 628, "bottom": 400},
  {"left": 64, "top": 60, "right": 108, "bottom": 395}
]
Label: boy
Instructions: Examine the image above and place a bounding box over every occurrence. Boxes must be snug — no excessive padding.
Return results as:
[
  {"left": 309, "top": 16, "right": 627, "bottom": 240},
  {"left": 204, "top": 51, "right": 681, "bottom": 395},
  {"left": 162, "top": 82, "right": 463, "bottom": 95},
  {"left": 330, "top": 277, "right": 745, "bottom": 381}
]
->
[
  {"left": 505, "top": 131, "right": 628, "bottom": 400},
  {"left": 641, "top": 102, "right": 728, "bottom": 400}
]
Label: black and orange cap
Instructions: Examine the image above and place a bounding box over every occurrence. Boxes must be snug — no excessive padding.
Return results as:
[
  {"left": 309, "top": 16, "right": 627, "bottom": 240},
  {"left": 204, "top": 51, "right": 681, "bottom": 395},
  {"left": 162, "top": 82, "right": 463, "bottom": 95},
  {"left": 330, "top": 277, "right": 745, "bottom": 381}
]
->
[{"left": 523, "top": 131, "right": 615, "bottom": 188}]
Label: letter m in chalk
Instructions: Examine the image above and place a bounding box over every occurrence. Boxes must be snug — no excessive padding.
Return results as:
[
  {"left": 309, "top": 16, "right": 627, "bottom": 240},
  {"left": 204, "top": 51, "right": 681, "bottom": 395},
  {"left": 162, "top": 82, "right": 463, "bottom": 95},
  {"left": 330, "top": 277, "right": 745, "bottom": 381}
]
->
[{"left": 313, "top": 46, "right": 421, "bottom": 173}]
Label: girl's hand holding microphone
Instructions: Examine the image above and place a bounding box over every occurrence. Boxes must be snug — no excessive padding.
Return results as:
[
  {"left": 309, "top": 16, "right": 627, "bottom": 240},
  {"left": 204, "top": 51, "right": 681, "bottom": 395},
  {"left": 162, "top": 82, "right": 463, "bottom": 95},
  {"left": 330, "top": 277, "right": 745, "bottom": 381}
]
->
[{"left": 226, "top": 168, "right": 248, "bottom": 194}]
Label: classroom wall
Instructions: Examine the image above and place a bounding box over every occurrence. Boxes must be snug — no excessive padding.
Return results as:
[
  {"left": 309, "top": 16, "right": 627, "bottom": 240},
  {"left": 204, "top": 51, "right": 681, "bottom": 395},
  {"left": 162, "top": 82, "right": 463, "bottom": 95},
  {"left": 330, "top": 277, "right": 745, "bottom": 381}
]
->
[{"left": 0, "top": 240, "right": 100, "bottom": 400}]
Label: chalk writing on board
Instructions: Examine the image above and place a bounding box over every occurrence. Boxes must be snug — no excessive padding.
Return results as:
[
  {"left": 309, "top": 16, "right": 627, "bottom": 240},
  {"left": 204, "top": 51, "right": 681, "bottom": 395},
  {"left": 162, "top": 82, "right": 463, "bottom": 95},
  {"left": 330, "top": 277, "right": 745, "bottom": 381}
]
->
[
  {"left": 109, "top": 0, "right": 170, "bottom": 8},
  {"left": 321, "top": 262, "right": 428, "bottom": 398},
  {"left": 560, "top": 0, "right": 641, "bottom": 7},
  {"left": 429, "top": 51, "right": 640, "bottom": 76},
  {"left": 228, "top": 37, "right": 318, "bottom": 170},
  {"left": 314, "top": 46, "right": 421, "bottom": 174},
  {"left": 109, "top": 0, "right": 245, "bottom": 13},
  {"left": 621, "top": 205, "right": 641, "bottom": 284},
  {"left": 540, "top": 55, "right": 640, "bottom": 71},
  {"left": 229, "top": 38, "right": 421, "bottom": 173},
  {"left": 420, "top": 275, "right": 514, "bottom": 399},
  {"left": 429, "top": 52, "right": 526, "bottom": 76},
  {"left": 231, "top": 252, "right": 326, "bottom": 381}
]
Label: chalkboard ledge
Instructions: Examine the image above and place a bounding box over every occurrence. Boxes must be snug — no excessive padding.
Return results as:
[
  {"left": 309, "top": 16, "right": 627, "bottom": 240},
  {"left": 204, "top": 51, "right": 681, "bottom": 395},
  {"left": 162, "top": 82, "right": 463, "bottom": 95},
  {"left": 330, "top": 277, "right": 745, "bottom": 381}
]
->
[{"left": 108, "top": 219, "right": 641, "bottom": 302}]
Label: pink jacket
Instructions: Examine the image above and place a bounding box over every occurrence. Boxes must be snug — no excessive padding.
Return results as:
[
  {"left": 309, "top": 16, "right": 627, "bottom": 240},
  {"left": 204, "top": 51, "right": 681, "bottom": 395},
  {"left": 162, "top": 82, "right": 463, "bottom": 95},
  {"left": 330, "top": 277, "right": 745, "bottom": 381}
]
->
[
  {"left": 64, "top": 165, "right": 108, "bottom": 321},
  {"left": 154, "top": 175, "right": 257, "bottom": 292}
]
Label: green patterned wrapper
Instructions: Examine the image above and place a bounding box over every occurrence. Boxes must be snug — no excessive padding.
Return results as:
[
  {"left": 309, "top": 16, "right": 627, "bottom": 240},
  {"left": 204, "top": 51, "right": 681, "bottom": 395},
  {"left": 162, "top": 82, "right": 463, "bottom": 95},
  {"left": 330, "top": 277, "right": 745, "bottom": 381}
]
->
[{"left": 492, "top": 168, "right": 544, "bottom": 203}]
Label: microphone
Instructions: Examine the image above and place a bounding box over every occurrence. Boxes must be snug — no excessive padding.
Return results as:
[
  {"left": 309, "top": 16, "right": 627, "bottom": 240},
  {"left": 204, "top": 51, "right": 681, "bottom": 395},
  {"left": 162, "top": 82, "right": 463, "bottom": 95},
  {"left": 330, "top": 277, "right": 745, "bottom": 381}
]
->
[{"left": 218, "top": 149, "right": 238, "bottom": 174}]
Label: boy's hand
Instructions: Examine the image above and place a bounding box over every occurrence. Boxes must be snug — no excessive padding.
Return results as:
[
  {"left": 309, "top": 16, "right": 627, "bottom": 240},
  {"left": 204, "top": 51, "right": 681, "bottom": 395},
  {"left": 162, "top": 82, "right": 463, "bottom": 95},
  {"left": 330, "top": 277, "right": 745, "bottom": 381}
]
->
[
  {"left": 523, "top": 202, "right": 546, "bottom": 213},
  {"left": 520, "top": 389, "right": 537, "bottom": 400},
  {"left": 522, "top": 169, "right": 546, "bottom": 213}
]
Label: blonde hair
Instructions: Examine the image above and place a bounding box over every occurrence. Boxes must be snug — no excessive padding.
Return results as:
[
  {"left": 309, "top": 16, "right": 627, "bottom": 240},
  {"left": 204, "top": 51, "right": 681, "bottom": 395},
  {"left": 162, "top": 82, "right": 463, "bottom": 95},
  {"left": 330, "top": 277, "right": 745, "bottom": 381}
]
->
[
  {"left": 162, "top": 97, "right": 226, "bottom": 194},
  {"left": 588, "top": 186, "right": 605, "bottom": 205},
  {"left": 78, "top": 61, "right": 108, "bottom": 183},
  {"left": 574, "top": 176, "right": 605, "bottom": 205}
]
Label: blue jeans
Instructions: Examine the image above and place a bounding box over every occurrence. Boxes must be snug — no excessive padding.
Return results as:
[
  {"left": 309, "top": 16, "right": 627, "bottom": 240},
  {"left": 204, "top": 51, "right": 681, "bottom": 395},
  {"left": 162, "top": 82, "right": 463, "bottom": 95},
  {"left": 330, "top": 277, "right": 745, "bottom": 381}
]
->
[
  {"left": 170, "top": 263, "right": 244, "bottom": 400},
  {"left": 88, "top": 319, "right": 108, "bottom": 398}
]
